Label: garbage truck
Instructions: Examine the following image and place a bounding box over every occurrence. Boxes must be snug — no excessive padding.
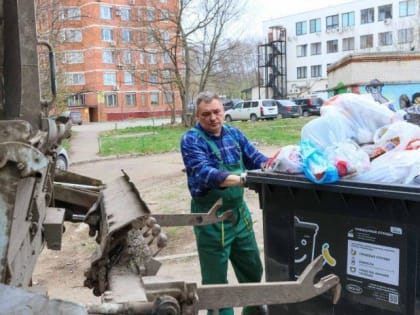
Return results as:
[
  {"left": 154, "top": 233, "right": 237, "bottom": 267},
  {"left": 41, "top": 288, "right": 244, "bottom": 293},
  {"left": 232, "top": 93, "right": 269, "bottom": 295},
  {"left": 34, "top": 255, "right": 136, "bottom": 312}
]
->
[{"left": 0, "top": 1, "right": 341, "bottom": 314}]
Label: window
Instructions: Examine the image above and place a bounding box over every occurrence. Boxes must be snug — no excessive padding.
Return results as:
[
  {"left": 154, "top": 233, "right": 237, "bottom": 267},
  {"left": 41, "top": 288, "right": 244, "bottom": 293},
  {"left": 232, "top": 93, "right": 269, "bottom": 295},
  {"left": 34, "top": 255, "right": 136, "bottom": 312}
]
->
[
  {"left": 296, "top": 21, "right": 307, "bottom": 35},
  {"left": 59, "top": 7, "right": 81, "bottom": 20},
  {"left": 122, "top": 50, "right": 133, "bottom": 64},
  {"left": 150, "top": 72, "right": 158, "bottom": 84},
  {"left": 139, "top": 52, "right": 145, "bottom": 64},
  {"left": 361, "top": 8, "right": 374, "bottom": 24},
  {"left": 342, "top": 11, "right": 355, "bottom": 27},
  {"left": 149, "top": 52, "right": 157, "bottom": 64},
  {"left": 378, "top": 4, "right": 393, "bottom": 21},
  {"left": 105, "top": 94, "right": 117, "bottom": 107},
  {"left": 342, "top": 37, "right": 355, "bottom": 51},
  {"left": 161, "top": 10, "right": 169, "bottom": 22},
  {"left": 62, "top": 29, "right": 82, "bottom": 42},
  {"left": 326, "top": 14, "right": 339, "bottom": 30},
  {"left": 139, "top": 71, "right": 146, "bottom": 83},
  {"left": 311, "top": 65, "right": 322, "bottom": 78},
  {"left": 102, "top": 50, "right": 115, "bottom": 63},
  {"left": 62, "top": 51, "right": 83, "bottom": 64},
  {"left": 150, "top": 92, "right": 159, "bottom": 105},
  {"left": 310, "top": 42, "right": 321, "bottom": 55},
  {"left": 398, "top": 28, "right": 414, "bottom": 43},
  {"left": 163, "top": 51, "right": 170, "bottom": 64},
  {"left": 101, "top": 28, "right": 114, "bottom": 41},
  {"left": 137, "top": 8, "right": 143, "bottom": 20},
  {"left": 147, "top": 8, "right": 155, "bottom": 21},
  {"left": 65, "top": 72, "right": 85, "bottom": 85},
  {"left": 162, "top": 70, "right": 170, "bottom": 81},
  {"left": 399, "top": 0, "right": 415, "bottom": 17},
  {"left": 296, "top": 44, "right": 307, "bottom": 57},
  {"left": 119, "top": 8, "right": 130, "bottom": 21},
  {"left": 161, "top": 30, "right": 170, "bottom": 43},
  {"left": 121, "top": 29, "right": 131, "bottom": 42},
  {"left": 309, "top": 18, "right": 321, "bottom": 33},
  {"left": 360, "top": 34, "right": 374, "bottom": 49},
  {"left": 148, "top": 29, "right": 155, "bottom": 43},
  {"left": 100, "top": 6, "right": 112, "bottom": 20},
  {"left": 125, "top": 93, "right": 136, "bottom": 106},
  {"left": 124, "top": 72, "right": 134, "bottom": 85},
  {"left": 327, "top": 40, "right": 338, "bottom": 53},
  {"left": 66, "top": 94, "right": 85, "bottom": 106},
  {"left": 297, "top": 66, "right": 307, "bottom": 79},
  {"left": 140, "top": 93, "right": 147, "bottom": 106},
  {"left": 103, "top": 71, "right": 117, "bottom": 86},
  {"left": 164, "top": 91, "right": 173, "bottom": 104},
  {"left": 379, "top": 31, "right": 393, "bottom": 46}
]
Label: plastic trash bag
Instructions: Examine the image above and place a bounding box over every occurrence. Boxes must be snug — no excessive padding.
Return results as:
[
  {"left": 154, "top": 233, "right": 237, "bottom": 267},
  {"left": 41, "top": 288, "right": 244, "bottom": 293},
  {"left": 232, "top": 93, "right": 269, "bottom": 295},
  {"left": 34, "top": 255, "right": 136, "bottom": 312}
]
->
[
  {"left": 299, "top": 139, "right": 339, "bottom": 184},
  {"left": 373, "top": 121, "right": 420, "bottom": 150},
  {"left": 266, "top": 145, "right": 303, "bottom": 174}
]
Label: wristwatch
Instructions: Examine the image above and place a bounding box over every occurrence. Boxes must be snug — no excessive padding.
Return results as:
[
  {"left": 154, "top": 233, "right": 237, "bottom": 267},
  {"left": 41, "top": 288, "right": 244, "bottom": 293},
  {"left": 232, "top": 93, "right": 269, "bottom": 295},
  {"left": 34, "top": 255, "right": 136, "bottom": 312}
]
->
[{"left": 239, "top": 172, "right": 247, "bottom": 186}]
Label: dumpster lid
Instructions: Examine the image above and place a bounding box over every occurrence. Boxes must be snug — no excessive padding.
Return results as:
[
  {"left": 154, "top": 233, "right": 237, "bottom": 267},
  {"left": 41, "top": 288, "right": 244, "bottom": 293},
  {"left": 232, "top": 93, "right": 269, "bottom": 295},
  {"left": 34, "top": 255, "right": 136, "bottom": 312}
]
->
[{"left": 247, "top": 171, "right": 420, "bottom": 202}]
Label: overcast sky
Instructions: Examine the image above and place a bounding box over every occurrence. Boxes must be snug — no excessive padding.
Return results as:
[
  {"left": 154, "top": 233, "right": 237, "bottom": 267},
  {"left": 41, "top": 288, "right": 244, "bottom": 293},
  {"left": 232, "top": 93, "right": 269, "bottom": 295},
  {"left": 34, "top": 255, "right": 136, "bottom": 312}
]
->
[{"left": 235, "top": 0, "right": 355, "bottom": 39}]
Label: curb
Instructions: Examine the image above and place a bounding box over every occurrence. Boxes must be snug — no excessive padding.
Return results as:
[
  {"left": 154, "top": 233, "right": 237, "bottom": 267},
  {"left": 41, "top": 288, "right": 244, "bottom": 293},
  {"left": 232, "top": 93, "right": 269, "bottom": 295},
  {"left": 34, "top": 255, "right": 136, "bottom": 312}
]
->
[{"left": 69, "top": 153, "right": 145, "bottom": 166}]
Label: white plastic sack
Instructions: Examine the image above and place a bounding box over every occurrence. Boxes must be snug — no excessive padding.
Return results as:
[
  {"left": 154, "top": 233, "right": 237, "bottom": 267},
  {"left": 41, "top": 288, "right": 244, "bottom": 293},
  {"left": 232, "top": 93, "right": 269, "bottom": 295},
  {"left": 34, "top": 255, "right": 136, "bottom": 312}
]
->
[
  {"left": 373, "top": 121, "right": 420, "bottom": 151},
  {"left": 267, "top": 145, "right": 303, "bottom": 174}
]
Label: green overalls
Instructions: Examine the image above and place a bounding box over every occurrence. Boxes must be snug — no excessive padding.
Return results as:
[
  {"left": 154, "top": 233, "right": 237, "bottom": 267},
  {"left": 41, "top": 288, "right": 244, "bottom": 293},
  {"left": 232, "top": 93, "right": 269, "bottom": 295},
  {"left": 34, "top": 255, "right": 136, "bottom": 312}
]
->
[{"left": 191, "top": 128, "right": 263, "bottom": 315}]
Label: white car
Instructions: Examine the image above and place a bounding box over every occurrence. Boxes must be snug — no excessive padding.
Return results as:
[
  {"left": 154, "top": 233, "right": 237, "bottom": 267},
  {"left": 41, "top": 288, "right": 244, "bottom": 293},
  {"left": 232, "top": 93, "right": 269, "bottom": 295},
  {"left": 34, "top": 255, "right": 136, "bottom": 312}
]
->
[
  {"left": 56, "top": 146, "right": 69, "bottom": 171},
  {"left": 224, "top": 99, "right": 278, "bottom": 122}
]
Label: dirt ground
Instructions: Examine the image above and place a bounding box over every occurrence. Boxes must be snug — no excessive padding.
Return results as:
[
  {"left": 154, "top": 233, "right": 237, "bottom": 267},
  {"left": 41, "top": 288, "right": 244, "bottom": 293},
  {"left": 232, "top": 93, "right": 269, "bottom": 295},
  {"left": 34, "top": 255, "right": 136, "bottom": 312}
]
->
[{"left": 32, "top": 146, "right": 277, "bottom": 311}]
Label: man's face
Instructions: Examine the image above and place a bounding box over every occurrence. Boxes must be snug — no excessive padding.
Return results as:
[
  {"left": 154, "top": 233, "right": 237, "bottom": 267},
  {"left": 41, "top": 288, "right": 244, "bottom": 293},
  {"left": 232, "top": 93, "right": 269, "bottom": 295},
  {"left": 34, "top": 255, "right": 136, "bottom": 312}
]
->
[{"left": 196, "top": 99, "right": 225, "bottom": 136}]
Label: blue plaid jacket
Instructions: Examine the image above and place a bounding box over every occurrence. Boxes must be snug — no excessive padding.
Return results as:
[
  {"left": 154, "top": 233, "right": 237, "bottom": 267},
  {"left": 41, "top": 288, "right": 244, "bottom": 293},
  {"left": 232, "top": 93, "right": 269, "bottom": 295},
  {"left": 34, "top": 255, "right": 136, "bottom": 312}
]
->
[{"left": 180, "top": 124, "right": 268, "bottom": 197}]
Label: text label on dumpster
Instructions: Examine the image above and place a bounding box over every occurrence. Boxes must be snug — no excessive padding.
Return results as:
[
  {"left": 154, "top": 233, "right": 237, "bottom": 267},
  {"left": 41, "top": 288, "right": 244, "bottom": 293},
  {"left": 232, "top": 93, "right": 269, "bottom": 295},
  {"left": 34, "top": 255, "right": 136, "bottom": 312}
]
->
[{"left": 347, "top": 240, "right": 399, "bottom": 286}]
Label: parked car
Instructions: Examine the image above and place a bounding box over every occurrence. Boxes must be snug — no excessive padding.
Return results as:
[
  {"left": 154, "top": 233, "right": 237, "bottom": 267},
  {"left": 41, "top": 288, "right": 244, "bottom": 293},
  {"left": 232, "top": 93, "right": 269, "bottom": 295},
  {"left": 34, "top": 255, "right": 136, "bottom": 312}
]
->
[
  {"left": 294, "top": 97, "right": 324, "bottom": 116},
  {"left": 56, "top": 146, "right": 69, "bottom": 171},
  {"left": 276, "top": 99, "right": 301, "bottom": 118},
  {"left": 222, "top": 98, "right": 243, "bottom": 111},
  {"left": 224, "top": 99, "right": 278, "bottom": 122},
  {"left": 63, "top": 110, "right": 83, "bottom": 125}
]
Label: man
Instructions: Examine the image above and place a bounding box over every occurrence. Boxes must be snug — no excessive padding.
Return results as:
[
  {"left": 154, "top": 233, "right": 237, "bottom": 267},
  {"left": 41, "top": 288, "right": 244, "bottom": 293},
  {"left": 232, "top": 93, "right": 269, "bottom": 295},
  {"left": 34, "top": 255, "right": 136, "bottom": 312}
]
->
[{"left": 180, "top": 92, "right": 268, "bottom": 315}]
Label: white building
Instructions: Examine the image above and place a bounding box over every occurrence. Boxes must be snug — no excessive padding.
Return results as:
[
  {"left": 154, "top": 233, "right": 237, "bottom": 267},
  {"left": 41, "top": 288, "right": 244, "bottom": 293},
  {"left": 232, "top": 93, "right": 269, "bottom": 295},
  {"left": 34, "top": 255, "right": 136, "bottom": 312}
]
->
[{"left": 260, "top": 0, "right": 419, "bottom": 98}]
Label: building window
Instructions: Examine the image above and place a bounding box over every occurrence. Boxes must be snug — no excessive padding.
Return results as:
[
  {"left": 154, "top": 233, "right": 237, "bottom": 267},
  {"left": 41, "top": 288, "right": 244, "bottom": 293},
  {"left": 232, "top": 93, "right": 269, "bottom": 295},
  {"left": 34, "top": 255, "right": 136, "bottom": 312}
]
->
[
  {"left": 139, "top": 52, "right": 145, "bottom": 64},
  {"left": 140, "top": 72, "right": 146, "bottom": 84},
  {"left": 378, "top": 4, "right": 393, "bottom": 21},
  {"left": 137, "top": 8, "right": 143, "bottom": 21},
  {"left": 65, "top": 72, "right": 85, "bottom": 85},
  {"left": 124, "top": 72, "right": 134, "bottom": 85},
  {"left": 140, "top": 93, "right": 147, "bottom": 106},
  {"left": 310, "top": 42, "right": 321, "bottom": 55},
  {"left": 326, "top": 40, "right": 338, "bottom": 53},
  {"left": 162, "top": 70, "right": 170, "bottom": 81},
  {"left": 62, "top": 51, "right": 84, "bottom": 64},
  {"left": 342, "top": 11, "right": 355, "bottom": 27},
  {"left": 398, "top": 28, "right": 414, "bottom": 43},
  {"left": 296, "top": 44, "right": 307, "bottom": 57},
  {"left": 122, "top": 50, "right": 133, "bottom": 64},
  {"left": 102, "top": 50, "right": 115, "bottom": 64},
  {"left": 399, "top": 0, "right": 415, "bottom": 17},
  {"left": 309, "top": 18, "right": 321, "bottom": 33},
  {"left": 326, "top": 14, "right": 339, "bottom": 30},
  {"left": 119, "top": 8, "right": 130, "bottom": 21},
  {"left": 150, "top": 72, "right": 158, "bottom": 84},
  {"left": 101, "top": 28, "right": 114, "bottom": 41},
  {"left": 361, "top": 8, "right": 374, "bottom": 24},
  {"left": 150, "top": 92, "right": 159, "bottom": 105},
  {"left": 163, "top": 51, "right": 170, "bottom": 64},
  {"left": 148, "top": 29, "right": 155, "bottom": 43},
  {"left": 296, "top": 21, "right": 307, "bottom": 35},
  {"left": 66, "top": 94, "right": 85, "bottom": 106},
  {"left": 147, "top": 8, "right": 155, "bottom": 21},
  {"left": 161, "top": 30, "right": 170, "bottom": 43},
  {"left": 105, "top": 93, "right": 117, "bottom": 107},
  {"left": 149, "top": 52, "right": 157, "bottom": 64},
  {"left": 379, "top": 31, "right": 393, "bottom": 46},
  {"left": 161, "top": 10, "right": 169, "bottom": 22},
  {"left": 59, "top": 7, "right": 81, "bottom": 20},
  {"left": 311, "top": 65, "right": 322, "bottom": 78},
  {"left": 126, "top": 93, "right": 136, "bottom": 106},
  {"left": 297, "top": 66, "right": 307, "bottom": 79},
  {"left": 342, "top": 37, "right": 355, "bottom": 51},
  {"left": 62, "top": 29, "right": 82, "bottom": 42},
  {"left": 121, "top": 29, "right": 132, "bottom": 42},
  {"left": 103, "top": 71, "right": 117, "bottom": 86},
  {"left": 163, "top": 91, "right": 173, "bottom": 104},
  {"left": 360, "top": 34, "right": 374, "bottom": 49},
  {"left": 100, "top": 6, "right": 112, "bottom": 20}
]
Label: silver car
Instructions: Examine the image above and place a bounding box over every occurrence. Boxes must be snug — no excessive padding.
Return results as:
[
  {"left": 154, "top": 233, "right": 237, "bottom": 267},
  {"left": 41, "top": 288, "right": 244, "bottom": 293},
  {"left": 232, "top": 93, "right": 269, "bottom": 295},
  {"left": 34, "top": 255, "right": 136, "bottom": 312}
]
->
[{"left": 56, "top": 146, "right": 70, "bottom": 171}]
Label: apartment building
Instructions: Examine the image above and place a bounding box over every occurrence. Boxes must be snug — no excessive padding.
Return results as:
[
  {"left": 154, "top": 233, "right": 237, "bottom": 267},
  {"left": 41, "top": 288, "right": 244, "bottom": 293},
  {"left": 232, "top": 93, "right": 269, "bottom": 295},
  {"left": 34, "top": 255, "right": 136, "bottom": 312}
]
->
[
  {"left": 259, "top": 0, "right": 419, "bottom": 99},
  {"left": 37, "top": 0, "right": 180, "bottom": 122}
]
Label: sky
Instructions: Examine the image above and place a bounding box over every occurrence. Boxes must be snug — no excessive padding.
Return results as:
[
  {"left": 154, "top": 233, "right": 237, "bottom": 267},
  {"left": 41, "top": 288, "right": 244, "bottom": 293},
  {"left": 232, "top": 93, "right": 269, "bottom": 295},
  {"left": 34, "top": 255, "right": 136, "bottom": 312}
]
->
[{"left": 237, "top": 0, "right": 356, "bottom": 39}]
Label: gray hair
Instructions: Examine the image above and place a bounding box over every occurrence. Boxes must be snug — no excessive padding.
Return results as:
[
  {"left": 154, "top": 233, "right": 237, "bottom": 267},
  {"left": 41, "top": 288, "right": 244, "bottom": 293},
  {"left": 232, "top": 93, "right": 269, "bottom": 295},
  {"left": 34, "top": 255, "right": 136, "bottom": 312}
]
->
[{"left": 195, "top": 91, "right": 221, "bottom": 107}]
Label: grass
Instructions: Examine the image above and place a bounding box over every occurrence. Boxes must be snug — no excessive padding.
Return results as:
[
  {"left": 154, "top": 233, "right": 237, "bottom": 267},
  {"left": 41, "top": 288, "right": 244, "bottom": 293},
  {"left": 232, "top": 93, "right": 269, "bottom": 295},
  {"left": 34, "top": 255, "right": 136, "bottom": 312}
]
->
[{"left": 98, "top": 117, "right": 315, "bottom": 156}]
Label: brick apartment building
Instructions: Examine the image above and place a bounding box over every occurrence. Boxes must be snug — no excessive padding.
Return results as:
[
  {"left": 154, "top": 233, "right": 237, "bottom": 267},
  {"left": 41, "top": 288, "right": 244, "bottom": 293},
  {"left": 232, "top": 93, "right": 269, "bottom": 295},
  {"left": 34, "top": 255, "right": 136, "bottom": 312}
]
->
[{"left": 36, "top": 0, "right": 181, "bottom": 123}]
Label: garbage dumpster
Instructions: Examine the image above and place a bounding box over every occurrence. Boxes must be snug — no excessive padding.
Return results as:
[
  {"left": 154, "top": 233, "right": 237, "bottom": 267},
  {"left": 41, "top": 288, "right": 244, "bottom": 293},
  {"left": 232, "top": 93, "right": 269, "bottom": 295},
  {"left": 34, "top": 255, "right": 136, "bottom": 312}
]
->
[{"left": 247, "top": 171, "right": 420, "bottom": 315}]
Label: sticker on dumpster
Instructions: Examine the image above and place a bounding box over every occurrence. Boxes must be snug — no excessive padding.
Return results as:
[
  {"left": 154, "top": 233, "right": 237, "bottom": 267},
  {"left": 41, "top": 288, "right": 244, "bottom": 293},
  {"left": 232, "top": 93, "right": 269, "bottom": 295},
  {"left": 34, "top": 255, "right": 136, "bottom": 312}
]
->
[
  {"left": 347, "top": 240, "right": 399, "bottom": 286},
  {"left": 294, "top": 217, "right": 319, "bottom": 277}
]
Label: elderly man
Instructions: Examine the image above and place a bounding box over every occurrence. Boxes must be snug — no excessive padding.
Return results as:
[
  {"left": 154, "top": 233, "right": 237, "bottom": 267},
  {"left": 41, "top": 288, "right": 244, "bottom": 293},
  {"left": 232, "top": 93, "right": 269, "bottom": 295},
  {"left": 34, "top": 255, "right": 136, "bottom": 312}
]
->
[{"left": 180, "top": 91, "right": 268, "bottom": 315}]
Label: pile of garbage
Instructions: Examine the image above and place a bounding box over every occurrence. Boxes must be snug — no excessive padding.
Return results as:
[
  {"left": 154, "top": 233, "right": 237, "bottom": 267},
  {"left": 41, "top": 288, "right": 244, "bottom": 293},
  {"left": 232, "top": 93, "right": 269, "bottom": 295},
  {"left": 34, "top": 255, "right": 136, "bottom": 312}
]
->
[{"left": 266, "top": 93, "right": 420, "bottom": 185}]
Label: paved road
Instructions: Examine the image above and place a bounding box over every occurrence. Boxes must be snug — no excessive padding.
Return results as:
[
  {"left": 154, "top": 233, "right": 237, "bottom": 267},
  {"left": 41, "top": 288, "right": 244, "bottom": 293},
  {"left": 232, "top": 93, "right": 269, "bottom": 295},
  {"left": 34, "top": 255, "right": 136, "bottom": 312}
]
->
[{"left": 69, "top": 118, "right": 179, "bottom": 164}]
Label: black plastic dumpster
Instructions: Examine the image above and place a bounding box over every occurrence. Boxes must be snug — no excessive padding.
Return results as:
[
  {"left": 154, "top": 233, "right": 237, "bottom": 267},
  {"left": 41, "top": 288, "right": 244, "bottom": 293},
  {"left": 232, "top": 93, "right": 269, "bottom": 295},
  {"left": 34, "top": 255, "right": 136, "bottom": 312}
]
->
[{"left": 247, "top": 171, "right": 420, "bottom": 315}]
